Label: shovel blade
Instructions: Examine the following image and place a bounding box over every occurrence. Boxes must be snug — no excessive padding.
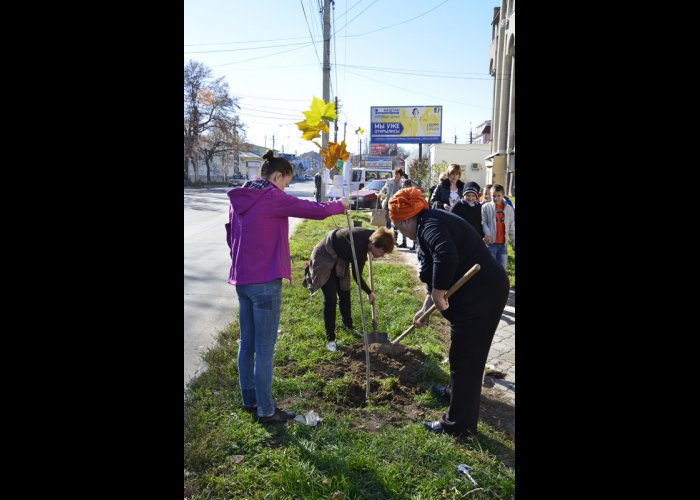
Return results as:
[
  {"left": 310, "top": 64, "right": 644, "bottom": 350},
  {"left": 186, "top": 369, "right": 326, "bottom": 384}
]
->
[{"left": 366, "top": 331, "right": 390, "bottom": 344}]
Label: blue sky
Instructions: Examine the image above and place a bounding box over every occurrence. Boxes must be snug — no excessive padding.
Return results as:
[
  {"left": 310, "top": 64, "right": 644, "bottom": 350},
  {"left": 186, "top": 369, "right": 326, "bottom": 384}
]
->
[{"left": 184, "top": 0, "right": 497, "bottom": 156}]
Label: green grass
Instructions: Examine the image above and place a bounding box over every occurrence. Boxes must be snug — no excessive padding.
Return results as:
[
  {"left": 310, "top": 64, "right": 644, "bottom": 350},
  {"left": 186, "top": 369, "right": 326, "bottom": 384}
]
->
[{"left": 184, "top": 212, "right": 515, "bottom": 499}]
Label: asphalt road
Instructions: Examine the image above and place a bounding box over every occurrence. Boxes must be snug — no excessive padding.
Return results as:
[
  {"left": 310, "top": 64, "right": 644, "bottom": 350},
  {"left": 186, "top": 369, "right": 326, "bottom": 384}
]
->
[{"left": 184, "top": 180, "right": 315, "bottom": 388}]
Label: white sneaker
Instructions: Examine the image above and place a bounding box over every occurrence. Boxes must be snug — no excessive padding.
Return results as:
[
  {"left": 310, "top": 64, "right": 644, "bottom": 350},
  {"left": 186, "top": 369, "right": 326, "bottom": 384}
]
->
[{"left": 326, "top": 341, "right": 337, "bottom": 352}]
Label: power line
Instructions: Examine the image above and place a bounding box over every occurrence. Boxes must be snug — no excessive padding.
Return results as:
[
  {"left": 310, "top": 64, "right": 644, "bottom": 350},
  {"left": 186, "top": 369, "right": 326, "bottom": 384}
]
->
[
  {"left": 238, "top": 111, "right": 299, "bottom": 121},
  {"left": 234, "top": 93, "right": 310, "bottom": 103},
  {"left": 223, "top": 59, "right": 511, "bottom": 80},
  {"left": 332, "top": 0, "right": 338, "bottom": 105},
  {"left": 336, "top": 0, "right": 364, "bottom": 18},
  {"left": 342, "top": 68, "right": 491, "bottom": 109},
  {"left": 213, "top": 44, "right": 314, "bottom": 67},
  {"left": 341, "top": 63, "right": 491, "bottom": 76},
  {"left": 239, "top": 106, "right": 301, "bottom": 119},
  {"left": 340, "top": 0, "right": 450, "bottom": 38},
  {"left": 219, "top": 63, "right": 318, "bottom": 72},
  {"left": 184, "top": 40, "right": 313, "bottom": 54},
  {"left": 342, "top": 0, "right": 348, "bottom": 104},
  {"left": 309, "top": 0, "right": 322, "bottom": 34},
  {"left": 333, "top": 0, "right": 378, "bottom": 34},
  {"left": 184, "top": 36, "right": 316, "bottom": 47},
  {"left": 336, "top": 63, "right": 492, "bottom": 80},
  {"left": 300, "top": 0, "right": 322, "bottom": 65},
  {"left": 239, "top": 101, "right": 305, "bottom": 112}
]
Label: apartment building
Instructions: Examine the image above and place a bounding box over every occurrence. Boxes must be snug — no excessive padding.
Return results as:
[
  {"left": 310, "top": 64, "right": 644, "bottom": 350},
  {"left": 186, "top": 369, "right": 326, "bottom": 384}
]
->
[{"left": 486, "top": 1, "right": 515, "bottom": 195}]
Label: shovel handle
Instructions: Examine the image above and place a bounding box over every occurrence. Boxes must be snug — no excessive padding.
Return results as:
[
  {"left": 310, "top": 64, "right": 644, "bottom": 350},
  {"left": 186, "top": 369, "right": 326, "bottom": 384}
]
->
[
  {"left": 391, "top": 264, "right": 481, "bottom": 344},
  {"left": 368, "top": 252, "right": 377, "bottom": 323}
]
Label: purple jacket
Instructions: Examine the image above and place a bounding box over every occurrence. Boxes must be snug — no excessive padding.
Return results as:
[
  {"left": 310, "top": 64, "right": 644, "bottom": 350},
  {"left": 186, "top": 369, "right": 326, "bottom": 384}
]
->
[{"left": 226, "top": 184, "right": 345, "bottom": 285}]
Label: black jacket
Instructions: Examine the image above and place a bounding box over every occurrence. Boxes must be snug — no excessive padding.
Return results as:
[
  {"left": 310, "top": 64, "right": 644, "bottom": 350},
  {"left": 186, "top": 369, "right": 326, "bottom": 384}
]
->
[
  {"left": 415, "top": 208, "right": 508, "bottom": 314},
  {"left": 429, "top": 179, "right": 465, "bottom": 210},
  {"left": 450, "top": 201, "right": 484, "bottom": 237}
]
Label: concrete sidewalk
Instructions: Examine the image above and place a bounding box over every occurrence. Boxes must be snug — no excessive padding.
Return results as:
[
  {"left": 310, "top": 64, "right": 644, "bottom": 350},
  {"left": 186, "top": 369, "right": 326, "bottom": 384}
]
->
[{"left": 391, "top": 243, "right": 515, "bottom": 406}]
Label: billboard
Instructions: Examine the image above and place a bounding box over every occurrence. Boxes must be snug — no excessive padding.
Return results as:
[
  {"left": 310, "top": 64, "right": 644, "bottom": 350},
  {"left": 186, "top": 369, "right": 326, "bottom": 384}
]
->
[
  {"left": 363, "top": 157, "right": 393, "bottom": 167},
  {"left": 370, "top": 106, "right": 442, "bottom": 144},
  {"left": 370, "top": 143, "right": 398, "bottom": 155}
]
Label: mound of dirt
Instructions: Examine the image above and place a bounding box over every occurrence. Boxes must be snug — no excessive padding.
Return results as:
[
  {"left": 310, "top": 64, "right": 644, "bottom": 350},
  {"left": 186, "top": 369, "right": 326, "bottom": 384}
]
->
[
  {"left": 315, "top": 342, "right": 425, "bottom": 407},
  {"left": 277, "top": 340, "right": 514, "bottom": 443}
]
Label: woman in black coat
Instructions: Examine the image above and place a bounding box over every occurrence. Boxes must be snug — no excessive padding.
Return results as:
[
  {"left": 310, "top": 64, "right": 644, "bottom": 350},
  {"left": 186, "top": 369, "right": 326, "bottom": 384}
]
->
[
  {"left": 429, "top": 163, "right": 465, "bottom": 210},
  {"left": 389, "top": 187, "right": 509, "bottom": 437}
]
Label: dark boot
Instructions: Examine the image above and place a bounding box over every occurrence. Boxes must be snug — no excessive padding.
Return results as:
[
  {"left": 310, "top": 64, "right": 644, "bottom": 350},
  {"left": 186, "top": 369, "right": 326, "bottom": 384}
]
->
[
  {"left": 393, "top": 230, "right": 399, "bottom": 244},
  {"left": 398, "top": 235, "right": 407, "bottom": 248}
]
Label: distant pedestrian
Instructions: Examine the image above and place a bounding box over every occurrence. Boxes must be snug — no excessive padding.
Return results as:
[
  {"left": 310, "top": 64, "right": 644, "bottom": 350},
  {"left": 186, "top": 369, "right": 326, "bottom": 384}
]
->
[
  {"left": 389, "top": 187, "right": 509, "bottom": 437},
  {"left": 314, "top": 171, "right": 322, "bottom": 202},
  {"left": 225, "top": 150, "right": 348, "bottom": 423},
  {"left": 379, "top": 168, "right": 406, "bottom": 246},
  {"left": 428, "top": 172, "right": 448, "bottom": 206}
]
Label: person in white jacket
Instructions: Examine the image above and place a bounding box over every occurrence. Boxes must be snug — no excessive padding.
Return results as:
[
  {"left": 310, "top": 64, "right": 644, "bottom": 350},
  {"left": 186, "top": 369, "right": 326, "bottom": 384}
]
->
[{"left": 481, "top": 184, "right": 515, "bottom": 270}]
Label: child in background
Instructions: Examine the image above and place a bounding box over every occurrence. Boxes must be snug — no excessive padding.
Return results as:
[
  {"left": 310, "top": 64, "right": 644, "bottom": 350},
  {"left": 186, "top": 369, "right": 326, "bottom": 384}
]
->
[
  {"left": 482, "top": 184, "right": 492, "bottom": 204},
  {"left": 483, "top": 183, "right": 515, "bottom": 211},
  {"left": 451, "top": 181, "right": 484, "bottom": 238},
  {"left": 481, "top": 184, "right": 515, "bottom": 270}
]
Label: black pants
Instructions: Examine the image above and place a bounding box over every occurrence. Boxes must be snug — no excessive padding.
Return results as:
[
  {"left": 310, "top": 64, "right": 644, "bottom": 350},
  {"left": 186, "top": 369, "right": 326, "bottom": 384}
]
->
[
  {"left": 321, "top": 272, "right": 352, "bottom": 341},
  {"left": 439, "top": 280, "right": 509, "bottom": 436}
]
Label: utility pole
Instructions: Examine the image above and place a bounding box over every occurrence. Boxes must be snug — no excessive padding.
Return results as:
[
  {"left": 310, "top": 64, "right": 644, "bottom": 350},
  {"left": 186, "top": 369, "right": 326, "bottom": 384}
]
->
[
  {"left": 334, "top": 96, "right": 339, "bottom": 143},
  {"left": 343, "top": 121, "right": 347, "bottom": 142},
  {"left": 321, "top": 0, "right": 331, "bottom": 200},
  {"left": 272, "top": 135, "right": 275, "bottom": 153},
  {"left": 469, "top": 121, "right": 473, "bottom": 144}
]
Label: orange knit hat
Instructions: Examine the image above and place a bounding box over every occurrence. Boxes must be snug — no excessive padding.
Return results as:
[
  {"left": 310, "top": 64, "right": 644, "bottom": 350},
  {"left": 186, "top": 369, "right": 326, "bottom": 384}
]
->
[{"left": 388, "top": 187, "right": 428, "bottom": 222}]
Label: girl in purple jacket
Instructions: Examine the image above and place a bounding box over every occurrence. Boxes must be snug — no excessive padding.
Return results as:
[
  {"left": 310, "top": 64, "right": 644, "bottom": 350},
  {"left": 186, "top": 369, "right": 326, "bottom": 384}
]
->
[{"left": 226, "top": 150, "right": 348, "bottom": 423}]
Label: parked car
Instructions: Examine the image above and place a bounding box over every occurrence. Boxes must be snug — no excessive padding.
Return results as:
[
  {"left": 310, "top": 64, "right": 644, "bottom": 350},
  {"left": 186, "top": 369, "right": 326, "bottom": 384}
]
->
[
  {"left": 349, "top": 179, "right": 386, "bottom": 209},
  {"left": 227, "top": 174, "right": 246, "bottom": 187}
]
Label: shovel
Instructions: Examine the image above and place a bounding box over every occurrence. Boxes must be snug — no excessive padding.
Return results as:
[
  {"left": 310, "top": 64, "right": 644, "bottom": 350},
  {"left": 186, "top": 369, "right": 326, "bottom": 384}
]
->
[
  {"left": 365, "top": 253, "right": 390, "bottom": 344},
  {"left": 391, "top": 263, "right": 481, "bottom": 344}
]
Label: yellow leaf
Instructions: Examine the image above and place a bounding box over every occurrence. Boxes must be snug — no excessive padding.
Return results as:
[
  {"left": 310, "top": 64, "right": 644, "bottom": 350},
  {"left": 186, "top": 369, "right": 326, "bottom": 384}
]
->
[
  {"left": 296, "top": 97, "right": 335, "bottom": 142},
  {"left": 355, "top": 126, "right": 365, "bottom": 135},
  {"left": 296, "top": 119, "right": 329, "bottom": 141},
  {"left": 320, "top": 140, "right": 350, "bottom": 169},
  {"left": 301, "top": 96, "right": 337, "bottom": 127}
]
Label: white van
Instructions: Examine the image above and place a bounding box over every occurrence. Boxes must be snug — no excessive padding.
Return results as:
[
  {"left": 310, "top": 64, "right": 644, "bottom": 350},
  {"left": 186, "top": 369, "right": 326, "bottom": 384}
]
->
[{"left": 350, "top": 167, "right": 393, "bottom": 192}]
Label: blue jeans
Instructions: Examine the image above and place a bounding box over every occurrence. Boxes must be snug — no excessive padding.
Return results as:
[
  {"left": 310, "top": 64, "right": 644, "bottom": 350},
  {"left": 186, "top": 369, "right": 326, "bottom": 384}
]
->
[
  {"left": 488, "top": 243, "right": 508, "bottom": 270},
  {"left": 235, "top": 279, "right": 282, "bottom": 417}
]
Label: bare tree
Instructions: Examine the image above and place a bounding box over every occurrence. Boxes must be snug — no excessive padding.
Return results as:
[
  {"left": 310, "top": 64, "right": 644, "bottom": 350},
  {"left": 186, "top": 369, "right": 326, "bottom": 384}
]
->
[
  {"left": 184, "top": 60, "right": 240, "bottom": 182},
  {"left": 198, "top": 117, "right": 246, "bottom": 181}
]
